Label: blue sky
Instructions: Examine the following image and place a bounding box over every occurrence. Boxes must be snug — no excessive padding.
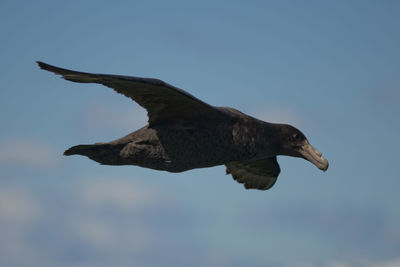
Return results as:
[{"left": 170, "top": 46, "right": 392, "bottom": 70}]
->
[{"left": 1, "top": 1, "right": 399, "bottom": 266}]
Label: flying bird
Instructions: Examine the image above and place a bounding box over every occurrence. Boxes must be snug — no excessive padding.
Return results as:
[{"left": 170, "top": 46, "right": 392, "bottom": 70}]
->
[{"left": 38, "top": 61, "right": 328, "bottom": 190}]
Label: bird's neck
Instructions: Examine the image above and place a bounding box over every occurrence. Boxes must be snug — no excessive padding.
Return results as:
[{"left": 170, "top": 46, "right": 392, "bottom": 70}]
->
[{"left": 233, "top": 118, "right": 283, "bottom": 158}]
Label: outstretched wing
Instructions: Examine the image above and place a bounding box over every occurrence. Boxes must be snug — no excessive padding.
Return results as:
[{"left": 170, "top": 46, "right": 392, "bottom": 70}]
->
[
  {"left": 37, "top": 62, "right": 226, "bottom": 126},
  {"left": 226, "top": 157, "right": 281, "bottom": 190}
]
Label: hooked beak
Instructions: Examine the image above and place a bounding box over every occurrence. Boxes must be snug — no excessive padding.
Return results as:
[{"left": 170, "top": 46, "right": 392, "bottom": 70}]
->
[{"left": 299, "top": 141, "right": 329, "bottom": 171}]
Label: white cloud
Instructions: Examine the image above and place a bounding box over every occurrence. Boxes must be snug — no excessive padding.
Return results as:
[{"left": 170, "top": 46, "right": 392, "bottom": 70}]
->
[{"left": 0, "top": 138, "right": 60, "bottom": 169}]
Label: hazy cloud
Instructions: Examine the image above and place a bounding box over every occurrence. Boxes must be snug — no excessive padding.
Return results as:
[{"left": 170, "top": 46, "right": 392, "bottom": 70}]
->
[
  {"left": 0, "top": 138, "right": 60, "bottom": 169},
  {"left": 0, "top": 188, "right": 42, "bottom": 224},
  {"left": 0, "top": 178, "right": 399, "bottom": 267},
  {"left": 70, "top": 178, "right": 169, "bottom": 254},
  {"left": 0, "top": 178, "right": 167, "bottom": 267},
  {"left": 249, "top": 107, "right": 308, "bottom": 128},
  {"left": 369, "top": 84, "right": 400, "bottom": 106},
  {"left": 304, "top": 257, "right": 400, "bottom": 267},
  {"left": 243, "top": 202, "right": 400, "bottom": 262},
  {"left": 78, "top": 178, "right": 164, "bottom": 211},
  {"left": 80, "top": 101, "right": 147, "bottom": 134},
  {"left": 372, "top": 258, "right": 400, "bottom": 267},
  {"left": 0, "top": 188, "right": 44, "bottom": 266}
]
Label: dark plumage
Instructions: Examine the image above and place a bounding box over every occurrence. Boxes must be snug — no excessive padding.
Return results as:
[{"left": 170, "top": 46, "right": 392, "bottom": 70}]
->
[{"left": 38, "top": 61, "right": 328, "bottom": 190}]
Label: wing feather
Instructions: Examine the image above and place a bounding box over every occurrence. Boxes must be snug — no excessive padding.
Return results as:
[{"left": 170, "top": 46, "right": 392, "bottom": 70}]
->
[
  {"left": 37, "top": 61, "right": 226, "bottom": 125},
  {"left": 226, "top": 157, "right": 281, "bottom": 190}
]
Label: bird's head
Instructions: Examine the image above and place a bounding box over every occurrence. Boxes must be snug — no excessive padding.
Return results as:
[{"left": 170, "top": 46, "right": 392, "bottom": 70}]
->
[{"left": 276, "top": 124, "right": 329, "bottom": 172}]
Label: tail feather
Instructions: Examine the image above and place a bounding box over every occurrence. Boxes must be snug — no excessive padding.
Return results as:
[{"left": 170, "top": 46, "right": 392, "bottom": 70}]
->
[
  {"left": 63, "top": 143, "right": 126, "bottom": 165},
  {"left": 64, "top": 144, "right": 98, "bottom": 156}
]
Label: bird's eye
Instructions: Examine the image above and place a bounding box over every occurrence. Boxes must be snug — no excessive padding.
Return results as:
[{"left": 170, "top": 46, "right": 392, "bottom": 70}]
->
[{"left": 292, "top": 133, "right": 301, "bottom": 141}]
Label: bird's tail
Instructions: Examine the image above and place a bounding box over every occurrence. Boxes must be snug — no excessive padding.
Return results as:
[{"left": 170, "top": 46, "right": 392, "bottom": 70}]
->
[
  {"left": 64, "top": 144, "right": 99, "bottom": 156},
  {"left": 63, "top": 143, "right": 125, "bottom": 165}
]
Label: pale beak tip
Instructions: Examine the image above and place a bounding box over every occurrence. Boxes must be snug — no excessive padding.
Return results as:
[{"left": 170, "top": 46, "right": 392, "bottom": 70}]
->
[{"left": 320, "top": 157, "right": 329, "bottom": 172}]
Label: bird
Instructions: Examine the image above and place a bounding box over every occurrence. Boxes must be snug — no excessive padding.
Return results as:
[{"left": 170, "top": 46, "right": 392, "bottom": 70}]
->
[{"left": 37, "top": 61, "right": 328, "bottom": 190}]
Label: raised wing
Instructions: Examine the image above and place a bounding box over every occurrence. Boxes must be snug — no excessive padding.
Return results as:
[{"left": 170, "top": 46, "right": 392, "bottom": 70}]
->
[
  {"left": 226, "top": 157, "right": 281, "bottom": 190},
  {"left": 37, "top": 62, "right": 226, "bottom": 126}
]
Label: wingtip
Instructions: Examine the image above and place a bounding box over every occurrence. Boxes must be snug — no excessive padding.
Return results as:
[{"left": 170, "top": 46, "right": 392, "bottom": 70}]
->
[
  {"left": 36, "top": 61, "right": 44, "bottom": 67},
  {"left": 36, "top": 61, "right": 52, "bottom": 71},
  {"left": 63, "top": 149, "right": 73, "bottom": 156}
]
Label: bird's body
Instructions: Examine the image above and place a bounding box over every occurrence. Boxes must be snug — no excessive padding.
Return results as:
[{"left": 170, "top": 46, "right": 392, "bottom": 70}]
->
[
  {"left": 67, "top": 108, "right": 280, "bottom": 172},
  {"left": 38, "top": 61, "right": 328, "bottom": 190}
]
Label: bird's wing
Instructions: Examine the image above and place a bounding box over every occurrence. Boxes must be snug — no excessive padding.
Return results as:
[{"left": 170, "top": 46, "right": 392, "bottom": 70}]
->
[
  {"left": 226, "top": 157, "right": 281, "bottom": 190},
  {"left": 37, "top": 62, "right": 226, "bottom": 125}
]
